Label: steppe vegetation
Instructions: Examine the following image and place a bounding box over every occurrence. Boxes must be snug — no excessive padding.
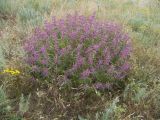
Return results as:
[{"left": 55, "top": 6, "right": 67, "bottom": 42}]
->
[{"left": 0, "top": 0, "right": 160, "bottom": 119}]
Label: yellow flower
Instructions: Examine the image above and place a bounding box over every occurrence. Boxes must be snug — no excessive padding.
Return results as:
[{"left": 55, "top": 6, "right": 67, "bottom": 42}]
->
[
  {"left": 11, "top": 71, "right": 16, "bottom": 75},
  {"left": 1, "top": 68, "right": 20, "bottom": 75},
  {"left": 3, "top": 68, "right": 10, "bottom": 73},
  {"left": 15, "top": 70, "right": 20, "bottom": 74}
]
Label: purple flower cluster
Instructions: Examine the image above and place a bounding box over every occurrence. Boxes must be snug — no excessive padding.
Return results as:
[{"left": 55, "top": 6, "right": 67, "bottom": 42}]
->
[
  {"left": 93, "top": 82, "right": 112, "bottom": 90},
  {"left": 24, "top": 13, "right": 131, "bottom": 90}
]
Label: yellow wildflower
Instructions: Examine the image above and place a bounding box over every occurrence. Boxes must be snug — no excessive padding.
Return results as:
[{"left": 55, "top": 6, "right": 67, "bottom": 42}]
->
[{"left": 1, "top": 68, "right": 20, "bottom": 75}]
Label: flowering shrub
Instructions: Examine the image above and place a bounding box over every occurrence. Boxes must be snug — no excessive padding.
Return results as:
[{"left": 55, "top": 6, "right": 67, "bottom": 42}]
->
[{"left": 24, "top": 13, "right": 131, "bottom": 90}]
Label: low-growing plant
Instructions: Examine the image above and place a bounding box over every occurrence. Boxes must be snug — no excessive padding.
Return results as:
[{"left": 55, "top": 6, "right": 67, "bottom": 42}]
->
[
  {"left": 0, "top": 0, "right": 13, "bottom": 14},
  {"left": 0, "top": 86, "right": 10, "bottom": 114},
  {"left": 78, "top": 97, "right": 125, "bottom": 120},
  {"left": 101, "top": 97, "right": 125, "bottom": 120},
  {"left": 0, "top": 47, "right": 5, "bottom": 70},
  {"left": 19, "top": 94, "right": 30, "bottom": 117},
  {"left": 23, "top": 0, "right": 52, "bottom": 14},
  {"left": 0, "top": 86, "right": 23, "bottom": 120},
  {"left": 24, "top": 13, "right": 131, "bottom": 91},
  {"left": 17, "top": 0, "right": 52, "bottom": 27},
  {"left": 0, "top": 0, "right": 19, "bottom": 15},
  {"left": 123, "top": 80, "right": 148, "bottom": 103},
  {"left": 18, "top": 7, "right": 43, "bottom": 25},
  {"left": 0, "top": 31, "right": 24, "bottom": 60}
]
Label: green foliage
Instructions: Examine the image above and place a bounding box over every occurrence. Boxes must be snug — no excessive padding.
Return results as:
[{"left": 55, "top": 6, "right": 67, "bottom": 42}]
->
[
  {"left": 79, "top": 97, "right": 125, "bottom": 120},
  {"left": 19, "top": 94, "right": 30, "bottom": 116},
  {"left": 152, "top": 85, "right": 160, "bottom": 118},
  {"left": 0, "top": 47, "right": 5, "bottom": 69},
  {"left": 17, "top": 7, "right": 43, "bottom": 26},
  {"left": 128, "top": 16, "right": 148, "bottom": 32},
  {"left": 0, "top": 86, "right": 32, "bottom": 120},
  {"left": 0, "top": 0, "right": 12, "bottom": 14},
  {"left": 17, "top": 0, "right": 52, "bottom": 26},
  {"left": 0, "top": 31, "right": 24, "bottom": 61},
  {"left": 123, "top": 80, "right": 148, "bottom": 103},
  {"left": 96, "top": 0, "right": 115, "bottom": 8},
  {"left": 0, "top": 0, "right": 19, "bottom": 15},
  {"left": 23, "top": 0, "right": 52, "bottom": 14},
  {"left": 0, "top": 0, "right": 52, "bottom": 27},
  {"left": 101, "top": 97, "right": 120, "bottom": 120},
  {"left": 0, "top": 19, "right": 8, "bottom": 29},
  {"left": 0, "top": 86, "right": 10, "bottom": 113},
  {"left": 78, "top": 115, "right": 88, "bottom": 120},
  {"left": 0, "top": 86, "right": 21, "bottom": 120},
  {"left": 126, "top": 0, "right": 160, "bottom": 46}
]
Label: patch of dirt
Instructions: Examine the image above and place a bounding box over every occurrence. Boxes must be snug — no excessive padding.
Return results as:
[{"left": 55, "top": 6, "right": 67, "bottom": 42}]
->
[{"left": 0, "top": 11, "right": 15, "bottom": 20}]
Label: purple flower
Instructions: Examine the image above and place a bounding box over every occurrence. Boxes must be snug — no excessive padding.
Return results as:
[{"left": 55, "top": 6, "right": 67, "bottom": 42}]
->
[
  {"left": 103, "top": 48, "right": 111, "bottom": 65},
  {"left": 59, "top": 45, "right": 71, "bottom": 56},
  {"left": 39, "top": 31, "right": 48, "bottom": 39},
  {"left": 44, "top": 21, "right": 54, "bottom": 34},
  {"left": 41, "top": 59, "right": 48, "bottom": 65},
  {"left": 24, "top": 13, "right": 131, "bottom": 87},
  {"left": 81, "top": 69, "right": 91, "bottom": 79},
  {"left": 112, "top": 33, "right": 122, "bottom": 47},
  {"left": 72, "top": 56, "right": 84, "bottom": 71},
  {"left": 40, "top": 46, "right": 46, "bottom": 54},
  {"left": 115, "top": 72, "right": 126, "bottom": 79},
  {"left": 88, "top": 54, "right": 94, "bottom": 65},
  {"left": 52, "top": 32, "right": 59, "bottom": 64},
  {"left": 32, "top": 65, "right": 39, "bottom": 72},
  {"left": 81, "top": 67, "right": 95, "bottom": 79},
  {"left": 42, "top": 68, "right": 49, "bottom": 77},
  {"left": 94, "top": 83, "right": 112, "bottom": 90},
  {"left": 33, "top": 51, "right": 39, "bottom": 61},
  {"left": 120, "top": 44, "right": 131, "bottom": 58},
  {"left": 120, "top": 62, "right": 130, "bottom": 72}
]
